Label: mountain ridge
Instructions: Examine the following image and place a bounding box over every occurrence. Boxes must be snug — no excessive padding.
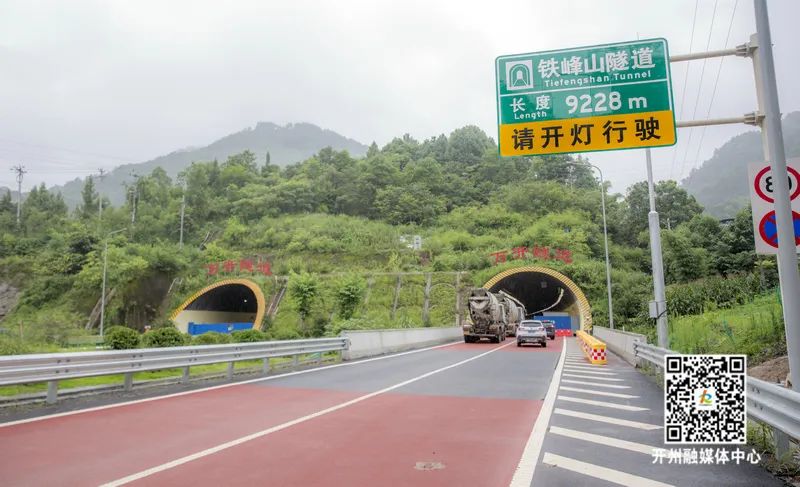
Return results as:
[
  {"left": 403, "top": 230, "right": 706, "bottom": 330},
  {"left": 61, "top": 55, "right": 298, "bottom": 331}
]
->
[
  {"left": 681, "top": 111, "right": 800, "bottom": 218},
  {"left": 49, "top": 122, "right": 369, "bottom": 207}
]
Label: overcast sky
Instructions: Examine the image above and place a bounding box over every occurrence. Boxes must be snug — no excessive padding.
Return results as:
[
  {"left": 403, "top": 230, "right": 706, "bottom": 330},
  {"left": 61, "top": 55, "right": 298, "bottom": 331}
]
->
[{"left": 1, "top": 0, "right": 798, "bottom": 194}]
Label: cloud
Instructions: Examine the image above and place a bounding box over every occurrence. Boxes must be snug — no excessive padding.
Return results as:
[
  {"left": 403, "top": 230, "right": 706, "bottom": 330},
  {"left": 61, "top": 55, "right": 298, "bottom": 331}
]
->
[{"left": 0, "top": 0, "right": 798, "bottom": 193}]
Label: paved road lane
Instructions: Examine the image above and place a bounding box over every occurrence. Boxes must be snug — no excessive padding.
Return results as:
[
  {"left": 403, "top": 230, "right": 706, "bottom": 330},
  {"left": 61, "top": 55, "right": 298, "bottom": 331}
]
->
[{"left": 0, "top": 338, "right": 563, "bottom": 487}]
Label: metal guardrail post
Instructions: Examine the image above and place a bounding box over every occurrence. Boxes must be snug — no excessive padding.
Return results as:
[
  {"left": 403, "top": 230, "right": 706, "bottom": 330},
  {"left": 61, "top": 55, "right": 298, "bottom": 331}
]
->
[
  {"left": 124, "top": 373, "right": 133, "bottom": 392},
  {"left": 774, "top": 429, "right": 790, "bottom": 460},
  {"left": 226, "top": 362, "right": 234, "bottom": 380},
  {"left": 181, "top": 366, "right": 190, "bottom": 384},
  {"left": 262, "top": 358, "right": 270, "bottom": 374},
  {"left": 46, "top": 380, "right": 58, "bottom": 404},
  {"left": 293, "top": 354, "right": 299, "bottom": 367}
]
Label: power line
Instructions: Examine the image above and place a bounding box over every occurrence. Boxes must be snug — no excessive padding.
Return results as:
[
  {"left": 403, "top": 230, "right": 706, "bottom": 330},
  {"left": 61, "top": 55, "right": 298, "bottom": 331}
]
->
[
  {"left": 690, "top": 0, "right": 740, "bottom": 172},
  {"left": 678, "top": 0, "right": 720, "bottom": 181},
  {"left": 669, "top": 0, "right": 701, "bottom": 180},
  {"left": 0, "top": 137, "right": 138, "bottom": 163}
]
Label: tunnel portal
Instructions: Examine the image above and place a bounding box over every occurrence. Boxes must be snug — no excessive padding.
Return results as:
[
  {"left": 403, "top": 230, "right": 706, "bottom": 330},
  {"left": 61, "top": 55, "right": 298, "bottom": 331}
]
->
[
  {"left": 483, "top": 266, "right": 592, "bottom": 333},
  {"left": 171, "top": 279, "right": 266, "bottom": 334}
]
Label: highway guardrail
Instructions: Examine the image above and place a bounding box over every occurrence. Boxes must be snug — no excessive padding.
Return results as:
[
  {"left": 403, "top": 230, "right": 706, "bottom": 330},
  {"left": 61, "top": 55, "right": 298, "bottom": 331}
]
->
[
  {"left": 633, "top": 341, "right": 800, "bottom": 458},
  {"left": 576, "top": 330, "right": 607, "bottom": 365},
  {"left": 0, "top": 337, "right": 349, "bottom": 404}
]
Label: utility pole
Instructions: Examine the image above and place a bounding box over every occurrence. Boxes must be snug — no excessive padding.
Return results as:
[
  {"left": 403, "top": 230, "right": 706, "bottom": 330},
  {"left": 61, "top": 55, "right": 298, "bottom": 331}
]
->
[
  {"left": 10, "top": 164, "right": 26, "bottom": 226},
  {"left": 179, "top": 179, "right": 186, "bottom": 249},
  {"left": 129, "top": 186, "right": 137, "bottom": 224},
  {"left": 96, "top": 168, "right": 107, "bottom": 223},
  {"left": 646, "top": 148, "right": 669, "bottom": 348},
  {"left": 753, "top": 0, "right": 800, "bottom": 393}
]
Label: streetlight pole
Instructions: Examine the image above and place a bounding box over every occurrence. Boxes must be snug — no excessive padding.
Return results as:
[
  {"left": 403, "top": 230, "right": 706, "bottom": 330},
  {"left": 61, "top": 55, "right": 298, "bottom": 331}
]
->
[
  {"left": 564, "top": 161, "right": 615, "bottom": 329},
  {"left": 646, "top": 148, "right": 669, "bottom": 348},
  {"left": 100, "top": 229, "right": 126, "bottom": 339}
]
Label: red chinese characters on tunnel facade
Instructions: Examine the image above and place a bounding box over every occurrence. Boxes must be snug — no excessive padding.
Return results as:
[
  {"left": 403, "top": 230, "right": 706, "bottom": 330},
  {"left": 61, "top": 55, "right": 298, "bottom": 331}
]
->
[
  {"left": 489, "top": 246, "right": 572, "bottom": 265},
  {"left": 206, "top": 258, "right": 272, "bottom": 277}
]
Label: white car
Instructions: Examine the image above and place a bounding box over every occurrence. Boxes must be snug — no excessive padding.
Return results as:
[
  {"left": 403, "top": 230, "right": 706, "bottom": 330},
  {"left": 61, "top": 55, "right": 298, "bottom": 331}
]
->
[{"left": 517, "top": 320, "right": 547, "bottom": 347}]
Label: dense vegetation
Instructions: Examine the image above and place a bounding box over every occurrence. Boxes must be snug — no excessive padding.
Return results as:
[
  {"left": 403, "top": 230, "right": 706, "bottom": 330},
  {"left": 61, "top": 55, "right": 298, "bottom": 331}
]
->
[{"left": 0, "top": 124, "right": 782, "bottom": 359}]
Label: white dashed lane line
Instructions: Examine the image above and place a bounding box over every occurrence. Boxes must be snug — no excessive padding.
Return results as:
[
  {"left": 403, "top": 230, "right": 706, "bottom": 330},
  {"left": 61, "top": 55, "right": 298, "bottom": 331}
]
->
[
  {"left": 561, "top": 379, "right": 630, "bottom": 389},
  {"left": 542, "top": 453, "right": 675, "bottom": 487},
  {"left": 557, "top": 395, "right": 649, "bottom": 411},
  {"left": 554, "top": 408, "right": 662, "bottom": 430},
  {"left": 561, "top": 367, "right": 618, "bottom": 376},
  {"left": 548, "top": 426, "right": 656, "bottom": 455},
  {"left": 539, "top": 339, "right": 670, "bottom": 487},
  {"left": 562, "top": 373, "right": 624, "bottom": 381},
  {"left": 559, "top": 385, "right": 639, "bottom": 398}
]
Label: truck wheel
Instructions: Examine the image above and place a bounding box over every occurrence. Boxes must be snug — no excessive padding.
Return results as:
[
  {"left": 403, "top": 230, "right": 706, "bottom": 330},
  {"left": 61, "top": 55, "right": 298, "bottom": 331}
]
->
[
  {"left": 517, "top": 341, "right": 521, "bottom": 347},
  {"left": 543, "top": 341, "right": 547, "bottom": 348}
]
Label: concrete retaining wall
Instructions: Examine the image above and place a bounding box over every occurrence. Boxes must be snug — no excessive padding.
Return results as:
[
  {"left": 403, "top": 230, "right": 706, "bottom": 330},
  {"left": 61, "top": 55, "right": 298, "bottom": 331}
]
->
[
  {"left": 341, "top": 327, "right": 463, "bottom": 360},
  {"left": 592, "top": 326, "right": 648, "bottom": 366}
]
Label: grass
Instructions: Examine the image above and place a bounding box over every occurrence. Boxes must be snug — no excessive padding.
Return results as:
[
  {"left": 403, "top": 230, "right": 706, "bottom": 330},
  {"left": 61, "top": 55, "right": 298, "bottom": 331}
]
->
[
  {"left": 0, "top": 352, "right": 338, "bottom": 397},
  {"left": 669, "top": 293, "right": 786, "bottom": 364}
]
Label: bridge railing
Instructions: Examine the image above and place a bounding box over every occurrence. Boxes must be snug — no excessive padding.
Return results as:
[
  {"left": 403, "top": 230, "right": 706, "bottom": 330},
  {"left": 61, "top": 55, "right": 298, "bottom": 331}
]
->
[
  {"left": 0, "top": 337, "right": 349, "bottom": 404},
  {"left": 633, "top": 341, "right": 800, "bottom": 458}
]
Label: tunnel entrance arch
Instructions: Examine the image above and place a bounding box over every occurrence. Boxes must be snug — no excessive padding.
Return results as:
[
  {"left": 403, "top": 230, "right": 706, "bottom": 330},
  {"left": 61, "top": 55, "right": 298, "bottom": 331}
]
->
[
  {"left": 170, "top": 279, "right": 266, "bottom": 333},
  {"left": 482, "top": 266, "right": 592, "bottom": 332}
]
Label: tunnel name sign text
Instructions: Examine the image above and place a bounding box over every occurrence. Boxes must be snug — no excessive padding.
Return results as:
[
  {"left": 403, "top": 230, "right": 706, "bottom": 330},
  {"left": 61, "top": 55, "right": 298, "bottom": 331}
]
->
[{"left": 496, "top": 38, "right": 676, "bottom": 157}]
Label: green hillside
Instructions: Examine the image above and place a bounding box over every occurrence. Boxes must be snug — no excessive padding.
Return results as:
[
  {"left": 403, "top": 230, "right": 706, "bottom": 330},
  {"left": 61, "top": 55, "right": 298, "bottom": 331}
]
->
[
  {"left": 681, "top": 111, "right": 800, "bottom": 218},
  {"left": 0, "top": 125, "right": 775, "bottom": 353}
]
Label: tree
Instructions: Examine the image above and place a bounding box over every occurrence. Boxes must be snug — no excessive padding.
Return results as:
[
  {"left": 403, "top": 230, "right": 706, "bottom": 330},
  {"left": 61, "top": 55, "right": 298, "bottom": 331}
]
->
[
  {"left": 289, "top": 273, "right": 319, "bottom": 330},
  {"left": 374, "top": 185, "right": 445, "bottom": 225},
  {"left": 446, "top": 126, "right": 494, "bottom": 165},
  {"left": 662, "top": 228, "right": 710, "bottom": 283},
  {"left": 622, "top": 180, "right": 704, "bottom": 243},
  {"left": 335, "top": 275, "right": 365, "bottom": 320},
  {"left": 78, "top": 177, "right": 98, "bottom": 220}
]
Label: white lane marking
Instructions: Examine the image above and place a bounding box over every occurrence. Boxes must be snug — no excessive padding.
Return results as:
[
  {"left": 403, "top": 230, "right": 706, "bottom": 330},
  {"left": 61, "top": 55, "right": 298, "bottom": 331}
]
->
[
  {"left": 542, "top": 453, "right": 674, "bottom": 487},
  {"left": 562, "top": 373, "right": 623, "bottom": 382},
  {"left": 562, "top": 367, "right": 617, "bottom": 376},
  {"left": 549, "top": 426, "right": 656, "bottom": 455},
  {"left": 557, "top": 395, "right": 648, "bottom": 411},
  {"left": 554, "top": 408, "right": 662, "bottom": 430},
  {"left": 508, "top": 336, "right": 566, "bottom": 487},
  {"left": 101, "top": 340, "right": 516, "bottom": 486},
  {"left": 0, "top": 340, "right": 466, "bottom": 428},
  {"left": 559, "top": 386, "right": 639, "bottom": 399},
  {"left": 561, "top": 379, "right": 630, "bottom": 389}
]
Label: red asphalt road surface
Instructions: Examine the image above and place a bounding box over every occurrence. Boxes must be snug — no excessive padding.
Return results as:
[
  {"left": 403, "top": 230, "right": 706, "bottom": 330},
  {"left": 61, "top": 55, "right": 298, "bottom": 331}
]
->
[{"left": 0, "top": 338, "right": 562, "bottom": 486}]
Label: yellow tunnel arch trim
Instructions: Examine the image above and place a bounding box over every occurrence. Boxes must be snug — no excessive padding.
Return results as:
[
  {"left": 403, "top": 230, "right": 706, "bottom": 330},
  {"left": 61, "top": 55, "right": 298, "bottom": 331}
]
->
[
  {"left": 482, "top": 266, "right": 592, "bottom": 332},
  {"left": 170, "top": 278, "right": 267, "bottom": 331}
]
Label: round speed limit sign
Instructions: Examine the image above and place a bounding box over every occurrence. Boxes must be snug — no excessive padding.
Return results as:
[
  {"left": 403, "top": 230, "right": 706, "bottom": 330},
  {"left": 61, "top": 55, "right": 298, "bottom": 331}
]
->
[{"left": 754, "top": 165, "right": 800, "bottom": 203}]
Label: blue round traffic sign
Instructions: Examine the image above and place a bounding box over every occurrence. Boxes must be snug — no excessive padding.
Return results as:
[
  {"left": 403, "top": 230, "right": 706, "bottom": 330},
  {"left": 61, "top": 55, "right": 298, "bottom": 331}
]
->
[{"left": 758, "top": 211, "right": 800, "bottom": 248}]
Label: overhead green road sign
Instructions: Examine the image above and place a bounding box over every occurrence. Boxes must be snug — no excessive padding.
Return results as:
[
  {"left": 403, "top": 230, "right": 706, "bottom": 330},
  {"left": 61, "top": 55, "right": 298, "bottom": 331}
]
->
[{"left": 495, "top": 38, "right": 677, "bottom": 157}]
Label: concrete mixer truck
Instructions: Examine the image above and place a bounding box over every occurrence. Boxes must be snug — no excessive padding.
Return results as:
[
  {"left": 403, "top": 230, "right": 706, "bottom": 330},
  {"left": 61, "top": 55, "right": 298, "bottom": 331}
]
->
[{"left": 463, "top": 288, "right": 526, "bottom": 343}]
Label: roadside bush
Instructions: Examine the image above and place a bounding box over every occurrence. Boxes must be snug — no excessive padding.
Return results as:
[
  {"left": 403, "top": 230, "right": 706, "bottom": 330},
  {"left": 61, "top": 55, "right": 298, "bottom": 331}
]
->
[
  {"left": 142, "top": 327, "right": 187, "bottom": 348},
  {"left": 666, "top": 273, "right": 765, "bottom": 317},
  {"left": 0, "top": 337, "right": 31, "bottom": 355},
  {"left": 105, "top": 326, "right": 140, "bottom": 350},
  {"left": 231, "top": 329, "right": 267, "bottom": 342},
  {"left": 192, "top": 331, "right": 232, "bottom": 345}
]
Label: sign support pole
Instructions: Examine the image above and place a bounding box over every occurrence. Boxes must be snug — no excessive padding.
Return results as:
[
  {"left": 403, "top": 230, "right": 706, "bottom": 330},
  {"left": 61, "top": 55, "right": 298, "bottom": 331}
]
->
[
  {"left": 754, "top": 0, "right": 800, "bottom": 392},
  {"left": 646, "top": 148, "right": 668, "bottom": 348}
]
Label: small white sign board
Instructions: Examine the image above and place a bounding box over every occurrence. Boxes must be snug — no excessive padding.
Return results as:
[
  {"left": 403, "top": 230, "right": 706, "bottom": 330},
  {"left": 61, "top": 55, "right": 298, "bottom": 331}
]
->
[{"left": 747, "top": 158, "right": 800, "bottom": 255}]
